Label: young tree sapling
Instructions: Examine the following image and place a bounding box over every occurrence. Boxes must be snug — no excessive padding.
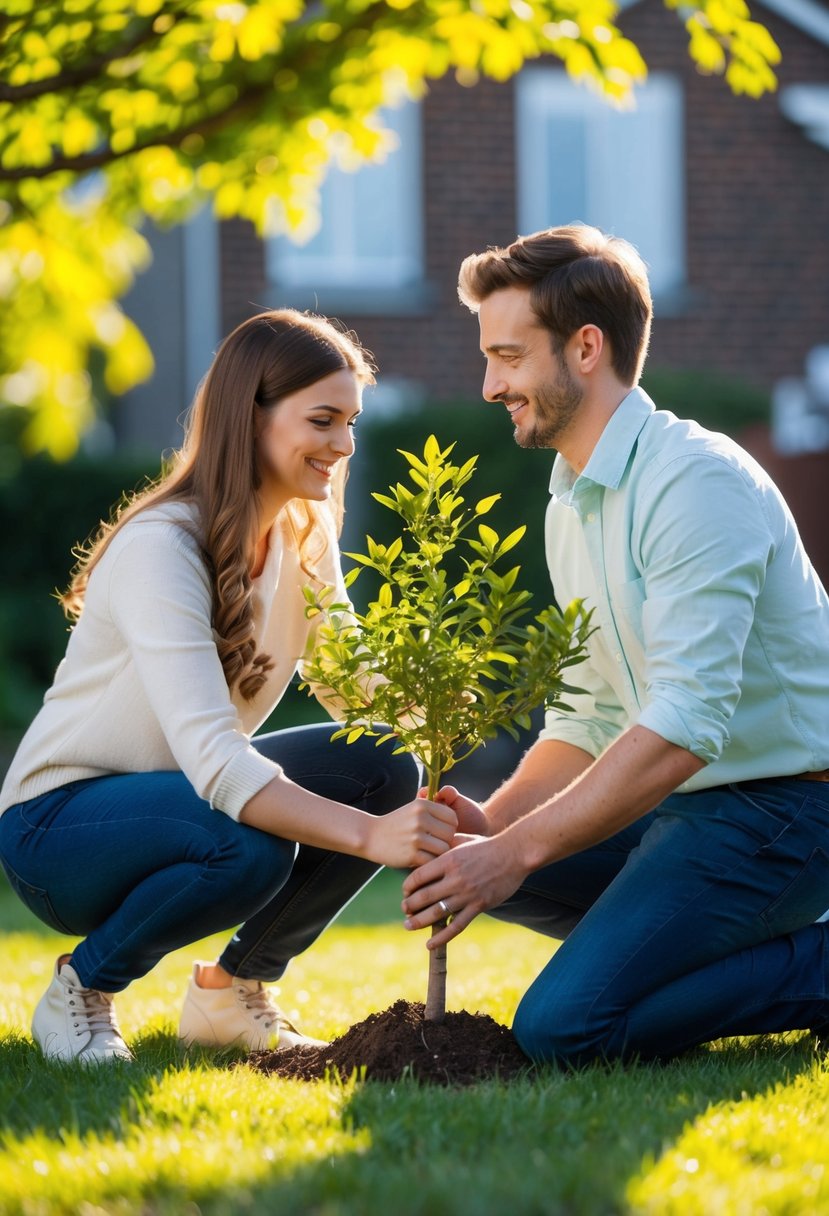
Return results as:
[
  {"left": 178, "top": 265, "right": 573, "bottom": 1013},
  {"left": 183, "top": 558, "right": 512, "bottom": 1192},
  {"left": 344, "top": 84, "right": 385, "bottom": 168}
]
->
[{"left": 302, "top": 435, "right": 592, "bottom": 1021}]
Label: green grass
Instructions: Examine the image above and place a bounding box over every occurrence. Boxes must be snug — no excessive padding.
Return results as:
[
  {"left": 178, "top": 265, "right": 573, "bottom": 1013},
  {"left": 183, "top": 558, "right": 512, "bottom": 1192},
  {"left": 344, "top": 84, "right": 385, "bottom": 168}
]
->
[{"left": 2, "top": 870, "right": 829, "bottom": 1215}]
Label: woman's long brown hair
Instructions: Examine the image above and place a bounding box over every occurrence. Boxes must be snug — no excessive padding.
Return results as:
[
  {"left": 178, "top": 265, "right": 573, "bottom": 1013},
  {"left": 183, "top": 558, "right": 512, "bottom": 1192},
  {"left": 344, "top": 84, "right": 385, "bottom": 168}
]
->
[{"left": 62, "top": 309, "right": 375, "bottom": 701}]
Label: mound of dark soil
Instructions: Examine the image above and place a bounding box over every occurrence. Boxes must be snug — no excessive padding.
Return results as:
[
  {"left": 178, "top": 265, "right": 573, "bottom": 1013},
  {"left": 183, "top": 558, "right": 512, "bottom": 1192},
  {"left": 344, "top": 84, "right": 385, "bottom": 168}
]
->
[{"left": 246, "top": 999, "right": 532, "bottom": 1086}]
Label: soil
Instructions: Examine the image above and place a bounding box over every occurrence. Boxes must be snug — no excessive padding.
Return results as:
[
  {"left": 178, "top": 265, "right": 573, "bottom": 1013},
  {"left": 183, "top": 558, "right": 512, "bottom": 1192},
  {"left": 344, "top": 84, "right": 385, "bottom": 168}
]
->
[{"left": 246, "top": 999, "right": 533, "bottom": 1086}]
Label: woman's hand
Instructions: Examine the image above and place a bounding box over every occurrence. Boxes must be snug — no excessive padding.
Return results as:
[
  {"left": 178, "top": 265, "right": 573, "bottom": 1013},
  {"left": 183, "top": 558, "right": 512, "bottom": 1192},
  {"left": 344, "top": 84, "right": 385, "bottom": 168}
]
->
[
  {"left": 363, "top": 798, "right": 458, "bottom": 868},
  {"left": 418, "top": 784, "right": 491, "bottom": 838}
]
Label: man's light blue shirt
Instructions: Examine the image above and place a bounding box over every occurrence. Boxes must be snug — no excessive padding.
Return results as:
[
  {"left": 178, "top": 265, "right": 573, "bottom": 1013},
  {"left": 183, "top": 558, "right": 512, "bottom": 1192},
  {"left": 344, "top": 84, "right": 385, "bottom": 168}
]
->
[{"left": 540, "top": 387, "right": 829, "bottom": 789}]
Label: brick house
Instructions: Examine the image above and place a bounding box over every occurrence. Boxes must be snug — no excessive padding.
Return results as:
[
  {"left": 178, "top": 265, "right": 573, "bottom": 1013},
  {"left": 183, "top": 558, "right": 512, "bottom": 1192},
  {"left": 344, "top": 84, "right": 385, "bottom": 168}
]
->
[{"left": 119, "top": 0, "right": 829, "bottom": 575}]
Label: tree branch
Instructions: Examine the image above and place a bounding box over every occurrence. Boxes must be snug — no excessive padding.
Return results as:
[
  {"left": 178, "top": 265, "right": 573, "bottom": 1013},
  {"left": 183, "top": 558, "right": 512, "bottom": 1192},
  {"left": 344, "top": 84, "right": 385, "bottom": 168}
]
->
[
  {"left": 0, "top": 83, "right": 272, "bottom": 180},
  {"left": 0, "top": 4, "right": 187, "bottom": 102}
]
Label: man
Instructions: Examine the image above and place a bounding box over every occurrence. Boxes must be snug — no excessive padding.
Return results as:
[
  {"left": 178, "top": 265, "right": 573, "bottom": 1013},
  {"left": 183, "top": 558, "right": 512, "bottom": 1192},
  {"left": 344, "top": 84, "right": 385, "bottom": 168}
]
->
[{"left": 401, "top": 224, "right": 829, "bottom": 1066}]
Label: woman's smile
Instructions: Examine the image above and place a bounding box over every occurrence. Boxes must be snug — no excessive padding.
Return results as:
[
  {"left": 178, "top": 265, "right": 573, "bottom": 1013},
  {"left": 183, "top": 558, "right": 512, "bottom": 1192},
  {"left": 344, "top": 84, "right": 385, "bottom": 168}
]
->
[{"left": 307, "top": 457, "right": 335, "bottom": 478}]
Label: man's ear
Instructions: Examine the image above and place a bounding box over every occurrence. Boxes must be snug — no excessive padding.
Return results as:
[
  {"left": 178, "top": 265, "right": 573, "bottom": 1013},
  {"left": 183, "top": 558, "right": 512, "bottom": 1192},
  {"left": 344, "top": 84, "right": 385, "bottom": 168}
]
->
[{"left": 573, "top": 324, "right": 604, "bottom": 374}]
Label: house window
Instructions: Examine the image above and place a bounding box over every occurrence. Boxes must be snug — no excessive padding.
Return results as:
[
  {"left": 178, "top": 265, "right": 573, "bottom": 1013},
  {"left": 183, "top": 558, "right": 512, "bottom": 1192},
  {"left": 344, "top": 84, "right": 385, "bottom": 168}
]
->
[
  {"left": 516, "top": 70, "right": 686, "bottom": 301},
  {"left": 267, "top": 101, "right": 426, "bottom": 312}
]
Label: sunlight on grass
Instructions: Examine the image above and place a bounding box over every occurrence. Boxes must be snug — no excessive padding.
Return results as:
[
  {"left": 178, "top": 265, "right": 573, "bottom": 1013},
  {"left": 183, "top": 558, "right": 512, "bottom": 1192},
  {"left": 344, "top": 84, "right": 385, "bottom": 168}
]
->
[
  {"left": 627, "top": 1064, "right": 829, "bottom": 1214},
  {"left": 0, "top": 881, "right": 556, "bottom": 1216}
]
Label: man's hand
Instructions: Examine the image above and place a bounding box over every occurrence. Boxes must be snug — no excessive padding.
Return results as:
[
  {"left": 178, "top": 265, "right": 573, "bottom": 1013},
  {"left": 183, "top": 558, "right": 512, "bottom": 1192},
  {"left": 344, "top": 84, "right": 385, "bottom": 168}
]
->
[
  {"left": 418, "top": 784, "right": 491, "bottom": 837},
  {"left": 401, "top": 832, "right": 526, "bottom": 948}
]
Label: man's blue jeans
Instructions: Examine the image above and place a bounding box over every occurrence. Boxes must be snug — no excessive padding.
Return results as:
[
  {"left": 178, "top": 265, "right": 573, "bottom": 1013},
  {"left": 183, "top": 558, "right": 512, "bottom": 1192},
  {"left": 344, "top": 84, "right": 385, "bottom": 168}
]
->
[
  {"left": 0, "top": 723, "right": 419, "bottom": 992},
  {"left": 490, "top": 777, "right": 829, "bottom": 1065}
]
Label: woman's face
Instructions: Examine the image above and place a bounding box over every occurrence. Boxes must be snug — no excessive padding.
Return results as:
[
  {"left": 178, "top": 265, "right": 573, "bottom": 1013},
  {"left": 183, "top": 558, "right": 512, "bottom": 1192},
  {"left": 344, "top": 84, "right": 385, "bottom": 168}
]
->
[{"left": 256, "top": 368, "right": 363, "bottom": 512}]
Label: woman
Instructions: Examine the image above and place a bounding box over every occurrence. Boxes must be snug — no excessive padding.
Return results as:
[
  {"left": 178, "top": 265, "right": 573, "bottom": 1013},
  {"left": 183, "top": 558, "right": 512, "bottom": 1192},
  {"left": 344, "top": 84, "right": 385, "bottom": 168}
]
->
[{"left": 0, "top": 309, "right": 457, "bottom": 1064}]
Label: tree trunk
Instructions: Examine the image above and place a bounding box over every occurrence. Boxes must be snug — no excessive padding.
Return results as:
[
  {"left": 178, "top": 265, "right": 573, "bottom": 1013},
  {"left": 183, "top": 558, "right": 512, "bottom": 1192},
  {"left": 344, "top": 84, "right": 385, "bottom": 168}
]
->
[
  {"left": 423, "top": 760, "right": 447, "bottom": 1022},
  {"left": 424, "top": 924, "right": 447, "bottom": 1022}
]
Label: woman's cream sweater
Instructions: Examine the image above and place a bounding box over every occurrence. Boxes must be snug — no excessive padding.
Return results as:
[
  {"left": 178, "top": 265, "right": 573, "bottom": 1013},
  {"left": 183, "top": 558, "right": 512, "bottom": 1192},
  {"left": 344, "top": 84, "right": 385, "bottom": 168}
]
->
[{"left": 0, "top": 502, "right": 347, "bottom": 820}]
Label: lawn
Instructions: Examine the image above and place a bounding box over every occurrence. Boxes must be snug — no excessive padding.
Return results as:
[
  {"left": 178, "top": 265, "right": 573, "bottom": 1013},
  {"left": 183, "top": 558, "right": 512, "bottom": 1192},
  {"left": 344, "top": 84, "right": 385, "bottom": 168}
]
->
[{"left": 2, "top": 867, "right": 829, "bottom": 1216}]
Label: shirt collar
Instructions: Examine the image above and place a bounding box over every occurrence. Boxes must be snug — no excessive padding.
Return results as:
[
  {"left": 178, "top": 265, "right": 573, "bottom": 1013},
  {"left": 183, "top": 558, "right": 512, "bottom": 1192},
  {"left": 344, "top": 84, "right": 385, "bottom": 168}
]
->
[{"left": 549, "top": 386, "right": 655, "bottom": 500}]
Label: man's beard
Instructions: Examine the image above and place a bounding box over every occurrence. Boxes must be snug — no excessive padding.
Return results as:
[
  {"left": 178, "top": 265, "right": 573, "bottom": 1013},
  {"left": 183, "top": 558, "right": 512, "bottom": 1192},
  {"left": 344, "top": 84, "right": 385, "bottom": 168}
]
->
[{"left": 515, "top": 354, "right": 583, "bottom": 450}]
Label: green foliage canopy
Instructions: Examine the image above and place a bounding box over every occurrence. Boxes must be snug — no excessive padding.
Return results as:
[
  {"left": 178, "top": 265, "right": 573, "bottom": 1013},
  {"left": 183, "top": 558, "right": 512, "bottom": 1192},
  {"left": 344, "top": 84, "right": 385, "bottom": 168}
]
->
[{"left": 0, "top": 0, "right": 780, "bottom": 456}]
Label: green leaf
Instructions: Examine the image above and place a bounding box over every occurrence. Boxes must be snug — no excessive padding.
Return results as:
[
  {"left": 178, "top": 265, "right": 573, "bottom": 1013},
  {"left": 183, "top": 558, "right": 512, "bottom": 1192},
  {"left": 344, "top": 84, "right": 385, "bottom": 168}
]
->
[
  {"left": 343, "top": 551, "right": 380, "bottom": 569},
  {"left": 497, "top": 525, "right": 526, "bottom": 555},
  {"left": 474, "top": 494, "right": 501, "bottom": 515},
  {"left": 424, "top": 433, "right": 446, "bottom": 465},
  {"left": 385, "top": 536, "right": 404, "bottom": 562},
  {"left": 398, "top": 448, "right": 428, "bottom": 475},
  {"left": 486, "top": 651, "right": 519, "bottom": 665},
  {"left": 371, "top": 492, "right": 399, "bottom": 512},
  {"left": 477, "top": 523, "right": 499, "bottom": 550}
]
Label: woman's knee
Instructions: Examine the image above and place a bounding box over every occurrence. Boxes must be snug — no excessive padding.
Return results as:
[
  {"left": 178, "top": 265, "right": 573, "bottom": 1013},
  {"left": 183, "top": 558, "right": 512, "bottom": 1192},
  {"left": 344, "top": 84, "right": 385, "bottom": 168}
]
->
[
  {"left": 373, "top": 741, "right": 421, "bottom": 810},
  {"left": 322, "top": 730, "right": 421, "bottom": 812},
  {"left": 211, "top": 821, "right": 297, "bottom": 896}
]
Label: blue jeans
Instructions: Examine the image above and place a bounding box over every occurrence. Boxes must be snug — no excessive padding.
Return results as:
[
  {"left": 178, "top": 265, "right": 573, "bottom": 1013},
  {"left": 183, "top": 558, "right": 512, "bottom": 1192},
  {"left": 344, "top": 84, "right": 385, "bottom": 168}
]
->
[
  {"left": 490, "top": 778, "right": 829, "bottom": 1065},
  {"left": 0, "top": 723, "right": 419, "bottom": 992}
]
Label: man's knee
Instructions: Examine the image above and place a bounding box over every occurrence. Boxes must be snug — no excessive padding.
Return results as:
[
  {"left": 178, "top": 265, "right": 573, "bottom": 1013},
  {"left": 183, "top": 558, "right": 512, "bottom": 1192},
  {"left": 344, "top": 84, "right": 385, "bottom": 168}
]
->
[{"left": 512, "top": 984, "right": 618, "bottom": 1067}]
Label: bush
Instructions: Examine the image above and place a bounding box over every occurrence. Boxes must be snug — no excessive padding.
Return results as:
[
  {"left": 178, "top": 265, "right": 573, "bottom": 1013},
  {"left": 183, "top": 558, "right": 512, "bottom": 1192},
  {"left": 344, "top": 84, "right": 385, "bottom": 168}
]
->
[
  {"left": 641, "top": 366, "right": 770, "bottom": 435},
  {"left": 0, "top": 449, "right": 161, "bottom": 732}
]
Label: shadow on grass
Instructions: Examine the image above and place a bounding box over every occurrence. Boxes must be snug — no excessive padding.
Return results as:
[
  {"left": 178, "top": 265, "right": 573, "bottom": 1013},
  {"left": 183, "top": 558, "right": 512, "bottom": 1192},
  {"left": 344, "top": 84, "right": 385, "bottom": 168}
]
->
[
  {"left": 0, "top": 1028, "right": 249, "bottom": 1139},
  {"left": 0, "top": 1033, "right": 165, "bottom": 1141}
]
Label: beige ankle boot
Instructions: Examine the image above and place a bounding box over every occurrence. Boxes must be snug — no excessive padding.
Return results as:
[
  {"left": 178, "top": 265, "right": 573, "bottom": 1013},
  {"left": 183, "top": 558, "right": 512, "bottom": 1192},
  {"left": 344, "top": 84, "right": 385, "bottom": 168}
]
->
[
  {"left": 32, "top": 955, "right": 133, "bottom": 1064},
  {"left": 178, "top": 962, "right": 327, "bottom": 1051}
]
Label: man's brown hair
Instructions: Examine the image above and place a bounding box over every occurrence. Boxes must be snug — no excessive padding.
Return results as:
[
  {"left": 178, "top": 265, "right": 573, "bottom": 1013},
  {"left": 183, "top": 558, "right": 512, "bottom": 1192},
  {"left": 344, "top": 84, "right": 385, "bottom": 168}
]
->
[{"left": 458, "top": 224, "right": 653, "bottom": 385}]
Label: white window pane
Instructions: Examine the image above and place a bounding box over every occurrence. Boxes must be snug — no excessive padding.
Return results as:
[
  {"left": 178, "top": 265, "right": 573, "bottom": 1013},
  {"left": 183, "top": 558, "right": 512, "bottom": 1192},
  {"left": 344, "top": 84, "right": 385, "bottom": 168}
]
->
[
  {"left": 546, "top": 114, "right": 588, "bottom": 225},
  {"left": 517, "top": 70, "right": 685, "bottom": 298},
  {"left": 268, "top": 101, "right": 423, "bottom": 289}
]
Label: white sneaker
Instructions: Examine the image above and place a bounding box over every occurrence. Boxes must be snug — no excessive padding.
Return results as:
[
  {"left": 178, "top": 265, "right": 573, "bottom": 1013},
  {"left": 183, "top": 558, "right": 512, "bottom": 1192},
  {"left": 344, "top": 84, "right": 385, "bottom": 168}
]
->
[
  {"left": 32, "top": 956, "right": 133, "bottom": 1064},
  {"left": 178, "top": 962, "right": 327, "bottom": 1051}
]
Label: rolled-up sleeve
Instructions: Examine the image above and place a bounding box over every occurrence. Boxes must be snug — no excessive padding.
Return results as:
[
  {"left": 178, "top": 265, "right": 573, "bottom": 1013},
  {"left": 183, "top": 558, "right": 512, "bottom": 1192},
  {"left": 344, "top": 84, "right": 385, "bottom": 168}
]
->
[{"left": 634, "top": 453, "right": 774, "bottom": 762}]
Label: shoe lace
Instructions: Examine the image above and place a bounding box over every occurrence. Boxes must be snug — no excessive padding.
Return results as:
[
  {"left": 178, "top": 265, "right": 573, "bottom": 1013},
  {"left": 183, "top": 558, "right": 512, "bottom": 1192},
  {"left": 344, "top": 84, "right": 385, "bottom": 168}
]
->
[
  {"left": 236, "top": 984, "right": 297, "bottom": 1032},
  {"left": 66, "top": 985, "right": 120, "bottom": 1040}
]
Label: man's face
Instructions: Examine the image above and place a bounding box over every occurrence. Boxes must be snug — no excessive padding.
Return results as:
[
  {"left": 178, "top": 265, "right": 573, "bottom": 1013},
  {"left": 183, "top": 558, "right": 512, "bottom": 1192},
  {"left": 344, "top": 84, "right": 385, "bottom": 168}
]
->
[{"left": 478, "top": 286, "right": 583, "bottom": 450}]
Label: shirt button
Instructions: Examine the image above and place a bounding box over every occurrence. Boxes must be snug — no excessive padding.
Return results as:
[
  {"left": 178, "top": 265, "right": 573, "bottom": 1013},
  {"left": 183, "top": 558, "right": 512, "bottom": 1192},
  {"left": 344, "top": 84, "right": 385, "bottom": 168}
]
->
[
  {"left": 586, "top": 512, "right": 597, "bottom": 523},
  {"left": 615, "top": 652, "right": 623, "bottom": 662}
]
